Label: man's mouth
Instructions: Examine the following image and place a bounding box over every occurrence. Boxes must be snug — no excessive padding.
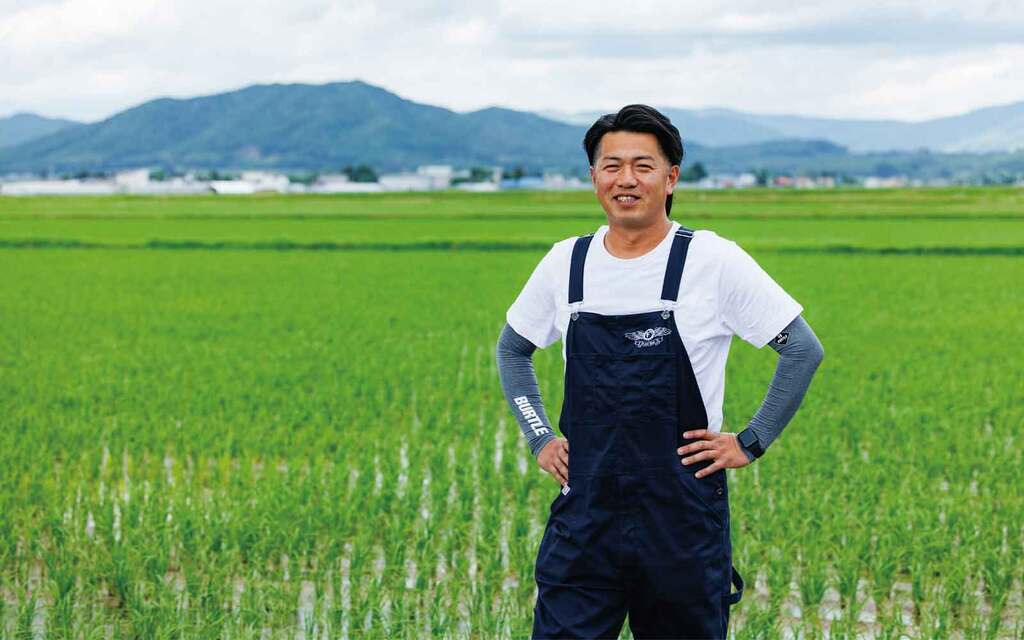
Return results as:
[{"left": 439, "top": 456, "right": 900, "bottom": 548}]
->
[{"left": 614, "top": 195, "right": 640, "bottom": 203}]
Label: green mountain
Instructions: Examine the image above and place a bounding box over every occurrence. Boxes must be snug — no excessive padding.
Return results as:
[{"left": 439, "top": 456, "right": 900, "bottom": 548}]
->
[
  {"left": 0, "top": 113, "right": 81, "bottom": 149},
  {"left": 0, "top": 82, "right": 589, "bottom": 174}
]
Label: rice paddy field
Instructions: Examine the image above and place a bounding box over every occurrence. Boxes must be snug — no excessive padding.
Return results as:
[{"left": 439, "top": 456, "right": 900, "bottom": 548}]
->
[{"left": 0, "top": 187, "right": 1022, "bottom": 638}]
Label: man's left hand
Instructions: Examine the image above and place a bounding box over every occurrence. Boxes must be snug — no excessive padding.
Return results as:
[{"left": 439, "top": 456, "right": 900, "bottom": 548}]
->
[{"left": 677, "top": 429, "right": 752, "bottom": 478}]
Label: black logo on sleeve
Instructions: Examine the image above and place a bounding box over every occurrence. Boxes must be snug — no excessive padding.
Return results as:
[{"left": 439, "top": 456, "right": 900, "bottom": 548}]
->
[{"left": 773, "top": 332, "right": 790, "bottom": 345}]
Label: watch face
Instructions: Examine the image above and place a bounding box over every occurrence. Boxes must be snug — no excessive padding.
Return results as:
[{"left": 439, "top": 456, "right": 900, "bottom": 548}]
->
[{"left": 739, "top": 430, "right": 760, "bottom": 453}]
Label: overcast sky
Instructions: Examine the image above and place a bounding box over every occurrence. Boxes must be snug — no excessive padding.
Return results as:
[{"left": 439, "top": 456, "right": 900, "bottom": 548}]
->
[{"left": 2, "top": 0, "right": 1023, "bottom": 123}]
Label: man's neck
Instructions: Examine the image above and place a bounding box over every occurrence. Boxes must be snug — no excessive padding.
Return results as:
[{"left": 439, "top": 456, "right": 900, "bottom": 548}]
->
[{"left": 604, "top": 217, "right": 673, "bottom": 259}]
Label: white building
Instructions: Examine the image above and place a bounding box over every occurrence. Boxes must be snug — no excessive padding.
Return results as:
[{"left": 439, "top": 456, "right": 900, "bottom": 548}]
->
[
  {"left": 736, "top": 173, "right": 758, "bottom": 188},
  {"left": 309, "top": 174, "right": 383, "bottom": 193},
  {"left": 416, "top": 165, "right": 453, "bottom": 189},
  {"left": 378, "top": 165, "right": 454, "bottom": 191},
  {"left": 455, "top": 181, "right": 499, "bottom": 192},
  {"left": 112, "top": 169, "right": 220, "bottom": 194},
  {"left": 0, "top": 179, "right": 118, "bottom": 195},
  {"left": 114, "top": 168, "right": 152, "bottom": 190},
  {"left": 378, "top": 173, "right": 434, "bottom": 191},
  {"left": 312, "top": 182, "right": 382, "bottom": 193},
  {"left": 133, "top": 178, "right": 213, "bottom": 195},
  {"left": 240, "top": 171, "right": 290, "bottom": 193},
  {"left": 210, "top": 180, "right": 256, "bottom": 195}
]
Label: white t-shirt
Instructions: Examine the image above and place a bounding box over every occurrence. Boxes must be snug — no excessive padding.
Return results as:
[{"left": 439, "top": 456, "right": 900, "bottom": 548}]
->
[{"left": 506, "top": 221, "right": 803, "bottom": 434}]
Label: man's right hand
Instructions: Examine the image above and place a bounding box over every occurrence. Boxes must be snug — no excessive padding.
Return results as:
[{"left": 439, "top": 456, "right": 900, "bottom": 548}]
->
[{"left": 537, "top": 437, "right": 569, "bottom": 486}]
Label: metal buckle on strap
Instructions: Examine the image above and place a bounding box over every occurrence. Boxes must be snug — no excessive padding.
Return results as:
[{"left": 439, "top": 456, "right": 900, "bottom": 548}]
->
[
  {"left": 570, "top": 302, "right": 582, "bottom": 321},
  {"left": 660, "top": 299, "right": 673, "bottom": 320}
]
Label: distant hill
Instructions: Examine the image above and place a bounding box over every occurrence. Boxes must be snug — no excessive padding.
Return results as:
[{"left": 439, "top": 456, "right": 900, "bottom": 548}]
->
[
  {"left": 543, "top": 102, "right": 1024, "bottom": 153},
  {"left": 685, "top": 139, "right": 1024, "bottom": 181},
  {"left": 0, "top": 113, "right": 81, "bottom": 148},
  {"left": 0, "top": 82, "right": 589, "bottom": 174}
]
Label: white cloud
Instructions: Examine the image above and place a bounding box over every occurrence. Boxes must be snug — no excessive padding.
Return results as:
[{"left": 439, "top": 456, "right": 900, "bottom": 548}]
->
[{"left": 0, "top": 0, "right": 1022, "bottom": 122}]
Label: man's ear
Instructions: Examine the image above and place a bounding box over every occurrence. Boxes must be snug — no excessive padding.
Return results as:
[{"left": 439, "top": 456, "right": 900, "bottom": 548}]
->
[
  {"left": 590, "top": 166, "right": 597, "bottom": 191},
  {"left": 666, "top": 165, "right": 680, "bottom": 194}
]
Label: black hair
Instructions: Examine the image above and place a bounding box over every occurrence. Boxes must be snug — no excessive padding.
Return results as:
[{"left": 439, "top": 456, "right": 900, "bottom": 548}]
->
[{"left": 583, "top": 104, "right": 684, "bottom": 216}]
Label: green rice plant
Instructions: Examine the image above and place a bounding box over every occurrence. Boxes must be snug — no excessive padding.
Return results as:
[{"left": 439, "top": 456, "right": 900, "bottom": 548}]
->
[
  {"left": 867, "top": 531, "right": 899, "bottom": 621},
  {"left": 736, "top": 603, "right": 781, "bottom": 639},
  {"left": 14, "top": 591, "right": 36, "bottom": 640},
  {"left": 764, "top": 543, "right": 792, "bottom": 614},
  {"left": 43, "top": 546, "right": 76, "bottom": 636},
  {"left": 797, "top": 545, "right": 829, "bottom": 627}
]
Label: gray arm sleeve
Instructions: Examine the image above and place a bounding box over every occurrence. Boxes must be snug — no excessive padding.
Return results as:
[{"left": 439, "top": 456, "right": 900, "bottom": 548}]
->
[
  {"left": 495, "top": 322, "right": 557, "bottom": 458},
  {"left": 739, "top": 314, "right": 825, "bottom": 461}
]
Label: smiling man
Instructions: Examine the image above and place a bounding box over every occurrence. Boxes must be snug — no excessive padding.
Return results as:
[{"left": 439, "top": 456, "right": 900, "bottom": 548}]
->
[{"left": 496, "top": 105, "right": 825, "bottom": 639}]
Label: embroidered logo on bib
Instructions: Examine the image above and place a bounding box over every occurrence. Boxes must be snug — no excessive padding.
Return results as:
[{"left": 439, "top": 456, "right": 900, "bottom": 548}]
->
[{"left": 624, "top": 326, "right": 672, "bottom": 348}]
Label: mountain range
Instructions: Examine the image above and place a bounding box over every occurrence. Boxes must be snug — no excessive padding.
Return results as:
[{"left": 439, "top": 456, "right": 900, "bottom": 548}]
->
[
  {"left": 541, "top": 103, "right": 1024, "bottom": 153},
  {"left": 1, "top": 80, "right": 1023, "bottom": 179}
]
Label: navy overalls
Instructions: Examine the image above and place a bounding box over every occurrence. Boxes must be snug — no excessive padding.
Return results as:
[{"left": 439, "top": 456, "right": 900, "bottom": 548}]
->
[{"left": 533, "top": 226, "right": 744, "bottom": 640}]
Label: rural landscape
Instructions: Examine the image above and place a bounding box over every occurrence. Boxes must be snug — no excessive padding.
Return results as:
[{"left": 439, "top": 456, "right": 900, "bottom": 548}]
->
[{"left": 1, "top": 187, "right": 1021, "bottom": 637}]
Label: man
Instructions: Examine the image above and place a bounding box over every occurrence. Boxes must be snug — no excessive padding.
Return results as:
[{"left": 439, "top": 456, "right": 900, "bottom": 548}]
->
[{"left": 496, "top": 104, "right": 824, "bottom": 639}]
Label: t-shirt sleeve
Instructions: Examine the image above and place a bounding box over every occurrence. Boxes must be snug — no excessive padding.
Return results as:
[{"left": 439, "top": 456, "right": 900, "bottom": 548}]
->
[
  {"left": 718, "top": 240, "right": 804, "bottom": 349},
  {"left": 506, "top": 245, "right": 561, "bottom": 349}
]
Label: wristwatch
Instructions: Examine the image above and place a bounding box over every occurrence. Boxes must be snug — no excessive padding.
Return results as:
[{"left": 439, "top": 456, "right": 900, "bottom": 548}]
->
[{"left": 737, "top": 428, "right": 764, "bottom": 459}]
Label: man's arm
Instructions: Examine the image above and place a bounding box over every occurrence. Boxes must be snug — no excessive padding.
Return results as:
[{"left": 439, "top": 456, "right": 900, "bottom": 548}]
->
[
  {"left": 495, "top": 322, "right": 557, "bottom": 458},
  {"left": 737, "top": 314, "right": 825, "bottom": 461}
]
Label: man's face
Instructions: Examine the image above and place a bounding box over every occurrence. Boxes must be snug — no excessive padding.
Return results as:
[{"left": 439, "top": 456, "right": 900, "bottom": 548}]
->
[{"left": 590, "top": 131, "right": 679, "bottom": 228}]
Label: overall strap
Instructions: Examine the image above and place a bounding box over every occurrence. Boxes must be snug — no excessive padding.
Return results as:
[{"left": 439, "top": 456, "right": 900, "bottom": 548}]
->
[
  {"left": 568, "top": 234, "right": 594, "bottom": 304},
  {"left": 728, "top": 565, "right": 745, "bottom": 605},
  {"left": 660, "top": 226, "right": 695, "bottom": 303}
]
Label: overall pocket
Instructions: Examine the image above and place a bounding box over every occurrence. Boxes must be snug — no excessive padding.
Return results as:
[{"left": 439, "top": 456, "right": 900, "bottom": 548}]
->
[
  {"left": 616, "top": 354, "right": 678, "bottom": 424},
  {"left": 673, "top": 463, "right": 726, "bottom": 530}
]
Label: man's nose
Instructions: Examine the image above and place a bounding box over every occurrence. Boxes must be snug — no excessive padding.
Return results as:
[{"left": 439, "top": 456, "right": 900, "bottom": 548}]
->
[{"left": 617, "top": 166, "right": 638, "bottom": 186}]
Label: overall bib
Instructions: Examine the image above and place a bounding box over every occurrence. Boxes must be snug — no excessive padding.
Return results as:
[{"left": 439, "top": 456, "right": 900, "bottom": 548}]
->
[{"left": 533, "top": 227, "right": 744, "bottom": 640}]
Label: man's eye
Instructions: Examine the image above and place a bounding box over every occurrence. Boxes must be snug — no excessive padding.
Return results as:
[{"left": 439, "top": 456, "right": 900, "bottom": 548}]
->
[
  {"left": 639, "top": 165, "right": 653, "bottom": 170},
  {"left": 604, "top": 165, "right": 619, "bottom": 171}
]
